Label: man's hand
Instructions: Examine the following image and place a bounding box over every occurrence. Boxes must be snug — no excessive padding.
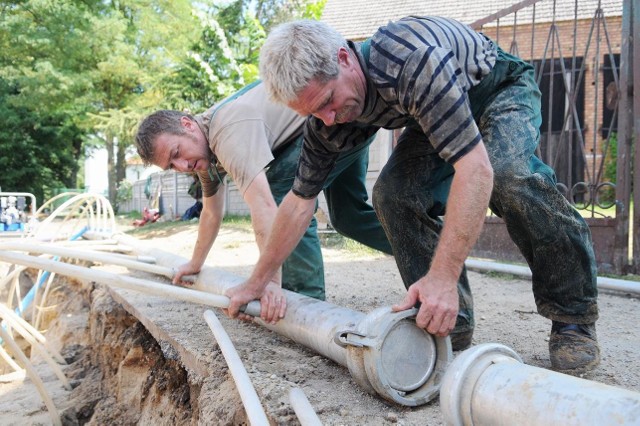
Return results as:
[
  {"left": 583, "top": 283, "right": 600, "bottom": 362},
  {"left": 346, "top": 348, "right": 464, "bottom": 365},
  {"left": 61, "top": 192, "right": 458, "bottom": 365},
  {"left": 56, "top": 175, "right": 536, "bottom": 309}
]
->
[
  {"left": 257, "top": 282, "right": 287, "bottom": 324},
  {"left": 224, "top": 281, "right": 287, "bottom": 324},
  {"left": 392, "top": 274, "right": 458, "bottom": 337},
  {"left": 172, "top": 261, "right": 201, "bottom": 286}
]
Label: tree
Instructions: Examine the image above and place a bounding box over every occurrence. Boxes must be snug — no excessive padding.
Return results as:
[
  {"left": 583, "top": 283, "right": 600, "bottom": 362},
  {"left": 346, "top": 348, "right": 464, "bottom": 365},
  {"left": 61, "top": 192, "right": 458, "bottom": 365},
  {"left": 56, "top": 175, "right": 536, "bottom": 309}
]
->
[
  {"left": 161, "top": 0, "right": 326, "bottom": 111},
  {"left": 0, "top": 0, "right": 199, "bottom": 208},
  {"left": 0, "top": 1, "right": 98, "bottom": 198},
  {"left": 0, "top": 79, "right": 80, "bottom": 201},
  {"left": 0, "top": 0, "right": 326, "bottom": 210}
]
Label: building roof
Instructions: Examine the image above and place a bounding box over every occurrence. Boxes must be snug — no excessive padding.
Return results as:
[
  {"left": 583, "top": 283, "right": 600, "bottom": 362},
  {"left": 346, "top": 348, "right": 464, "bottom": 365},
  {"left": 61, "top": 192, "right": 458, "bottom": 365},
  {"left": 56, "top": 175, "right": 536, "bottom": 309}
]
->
[{"left": 321, "top": 0, "right": 623, "bottom": 40}]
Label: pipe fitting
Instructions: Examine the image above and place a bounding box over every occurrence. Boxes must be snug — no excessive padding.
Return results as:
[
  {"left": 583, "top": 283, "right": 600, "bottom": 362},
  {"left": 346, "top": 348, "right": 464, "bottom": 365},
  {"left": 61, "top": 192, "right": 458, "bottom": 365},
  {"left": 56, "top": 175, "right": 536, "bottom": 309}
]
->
[
  {"left": 440, "top": 343, "right": 522, "bottom": 425},
  {"left": 440, "top": 343, "right": 640, "bottom": 426},
  {"left": 337, "top": 307, "right": 453, "bottom": 406}
]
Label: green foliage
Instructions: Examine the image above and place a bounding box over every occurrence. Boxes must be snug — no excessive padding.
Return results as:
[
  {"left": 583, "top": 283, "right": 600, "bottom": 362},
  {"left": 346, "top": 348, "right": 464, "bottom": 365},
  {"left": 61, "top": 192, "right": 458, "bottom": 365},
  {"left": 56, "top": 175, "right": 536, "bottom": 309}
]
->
[
  {"left": 600, "top": 133, "right": 618, "bottom": 205},
  {"left": 116, "top": 179, "right": 133, "bottom": 204},
  {"left": 255, "top": 0, "right": 326, "bottom": 31},
  {"left": 303, "top": 0, "right": 327, "bottom": 19},
  {"left": 0, "top": 78, "right": 79, "bottom": 200},
  {"left": 162, "top": 3, "right": 266, "bottom": 111},
  {"left": 0, "top": 0, "right": 321, "bottom": 208},
  {"left": 603, "top": 133, "right": 617, "bottom": 183}
]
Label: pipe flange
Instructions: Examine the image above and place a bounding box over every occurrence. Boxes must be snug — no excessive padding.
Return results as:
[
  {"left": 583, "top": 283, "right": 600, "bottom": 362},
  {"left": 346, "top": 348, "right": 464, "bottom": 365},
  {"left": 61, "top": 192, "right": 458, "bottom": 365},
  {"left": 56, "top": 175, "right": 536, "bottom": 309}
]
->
[
  {"left": 440, "top": 343, "right": 522, "bottom": 426},
  {"left": 340, "top": 307, "right": 453, "bottom": 406}
]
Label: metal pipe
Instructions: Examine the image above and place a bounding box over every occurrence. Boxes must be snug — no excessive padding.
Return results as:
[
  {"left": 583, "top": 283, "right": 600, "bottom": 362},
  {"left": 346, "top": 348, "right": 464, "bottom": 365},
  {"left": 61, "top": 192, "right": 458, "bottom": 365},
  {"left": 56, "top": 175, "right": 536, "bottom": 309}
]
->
[
  {"left": 0, "top": 192, "right": 37, "bottom": 221},
  {"left": 203, "top": 310, "right": 269, "bottom": 425},
  {"left": 112, "top": 233, "right": 452, "bottom": 406},
  {"left": 465, "top": 258, "right": 640, "bottom": 294},
  {"left": 440, "top": 343, "right": 640, "bottom": 426}
]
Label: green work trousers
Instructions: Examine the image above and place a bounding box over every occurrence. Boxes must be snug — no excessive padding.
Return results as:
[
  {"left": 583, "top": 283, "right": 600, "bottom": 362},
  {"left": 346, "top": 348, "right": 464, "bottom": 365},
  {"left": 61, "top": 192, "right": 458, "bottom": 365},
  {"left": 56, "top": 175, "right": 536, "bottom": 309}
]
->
[{"left": 372, "top": 48, "right": 598, "bottom": 335}]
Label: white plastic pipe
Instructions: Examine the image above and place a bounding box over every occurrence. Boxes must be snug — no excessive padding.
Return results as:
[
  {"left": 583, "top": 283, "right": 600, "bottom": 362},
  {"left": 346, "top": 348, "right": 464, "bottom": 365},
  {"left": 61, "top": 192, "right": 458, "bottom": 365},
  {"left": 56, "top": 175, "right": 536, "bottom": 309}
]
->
[
  {"left": 289, "top": 387, "right": 322, "bottom": 426},
  {"left": 465, "top": 258, "right": 640, "bottom": 294},
  {"left": 441, "top": 343, "right": 640, "bottom": 426},
  {"left": 0, "top": 305, "right": 70, "bottom": 390},
  {"left": 0, "top": 340, "right": 22, "bottom": 371},
  {"left": 0, "top": 302, "right": 66, "bottom": 364},
  {"left": 0, "top": 250, "right": 260, "bottom": 316},
  {"left": 0, "top": 324, "right": 61, "bottom": 426},
  {"left": 0, "top": 242, "right": 179, "bottom": 281},
  {"left": 203, "top": 310, "right": 269, "bottom": 425},
  {"left": 1, "top": 266, "right": 24, "bottom": 306}
]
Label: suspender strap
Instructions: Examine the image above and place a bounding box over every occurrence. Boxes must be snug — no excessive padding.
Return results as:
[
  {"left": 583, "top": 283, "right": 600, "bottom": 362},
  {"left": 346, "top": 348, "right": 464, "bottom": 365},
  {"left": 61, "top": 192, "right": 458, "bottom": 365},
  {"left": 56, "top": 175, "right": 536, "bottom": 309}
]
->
[
  {"left": 360, "top": 38, "right": 372, "bottom": 66},
  {"left": 208, "top": 79, "right": 262, "bottom": 128}
]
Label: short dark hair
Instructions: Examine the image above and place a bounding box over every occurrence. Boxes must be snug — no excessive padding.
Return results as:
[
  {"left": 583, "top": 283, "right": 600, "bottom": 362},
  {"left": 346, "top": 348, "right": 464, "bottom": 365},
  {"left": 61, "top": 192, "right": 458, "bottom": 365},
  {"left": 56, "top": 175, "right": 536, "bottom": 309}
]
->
[{"left": 135, "top": 110, "right": 195, "bottom": 166}]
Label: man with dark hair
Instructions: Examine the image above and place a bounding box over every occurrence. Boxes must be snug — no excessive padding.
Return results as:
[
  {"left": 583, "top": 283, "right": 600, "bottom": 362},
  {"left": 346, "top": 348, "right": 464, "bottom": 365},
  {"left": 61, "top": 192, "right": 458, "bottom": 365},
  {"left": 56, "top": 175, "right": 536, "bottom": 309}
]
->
[
  {"left": 135, "top": 81, "right": 391, "bottom": 319},
  {"left": 226, "top": 17, "right": 600, "bottom": 374}
]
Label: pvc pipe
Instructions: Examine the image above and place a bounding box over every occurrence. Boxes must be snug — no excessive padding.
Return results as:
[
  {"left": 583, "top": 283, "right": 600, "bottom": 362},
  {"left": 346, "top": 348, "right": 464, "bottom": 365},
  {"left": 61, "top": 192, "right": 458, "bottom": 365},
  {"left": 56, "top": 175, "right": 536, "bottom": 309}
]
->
[
  {"left": 440, "top": 343, "right": 640, "bottom": 426},
  {"left": 0, "top": 250, "right": 259, "bottom": 315},
  {"left": 56, "top": 239, "right": 120, "bottom": 246},
  {"left": 111, "top": 234, "right": 364, "bottom": 366},
  {"left": 0, "top": 324, "right": 62, "bottom": 426},
  {"left": 0, "top": 342, "right": 22, "bottom": 371},
  {"left": 15, "top": 229, "right": 86, "bottom": 317},
  {"left": 203, "top": 310, "right": 269, "bottom": 426},
  {"left": 289, "top": 387, "right": 322, "bottom": 426},
  {"left": 0, "top": 305, "right": 70, "bottom": 390},
  {"left": 465, "top": 258, "right": 640, "bottom": 295},
  {"left": 33, "top": 268, "right": 58, "bottom": 331},
  {"left": 1, "top": 266, "right": 24, "bottom": 305},
  {"left": 0, "top": 303, "right": 66, "bottom": 364},
  {"left": 0, "top": 242, "right": 180, "bottom": 280},
  {"left": 30, "top": 193, "right": 115, "bottom": 241}
]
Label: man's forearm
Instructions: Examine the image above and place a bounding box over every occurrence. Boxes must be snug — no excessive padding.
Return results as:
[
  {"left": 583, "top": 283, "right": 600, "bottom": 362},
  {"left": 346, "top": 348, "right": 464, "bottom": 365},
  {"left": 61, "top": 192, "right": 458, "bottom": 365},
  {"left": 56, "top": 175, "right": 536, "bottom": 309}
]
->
[
  {"left": 249, "top": 201, "right": 281, "bottom": 283},
  {"left": 247, "top": 191, "right": 316, "bottom": 290},
  {"left": 190, "top": 191, "right": 225, "bottom": 268}
]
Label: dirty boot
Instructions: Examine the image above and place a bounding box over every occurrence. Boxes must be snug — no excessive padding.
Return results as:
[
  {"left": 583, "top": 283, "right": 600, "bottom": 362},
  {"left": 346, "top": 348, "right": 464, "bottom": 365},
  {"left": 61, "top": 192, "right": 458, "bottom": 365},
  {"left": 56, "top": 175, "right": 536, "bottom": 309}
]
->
[{"left": 549, "top": 321, "right": 600, "bottom": 375}]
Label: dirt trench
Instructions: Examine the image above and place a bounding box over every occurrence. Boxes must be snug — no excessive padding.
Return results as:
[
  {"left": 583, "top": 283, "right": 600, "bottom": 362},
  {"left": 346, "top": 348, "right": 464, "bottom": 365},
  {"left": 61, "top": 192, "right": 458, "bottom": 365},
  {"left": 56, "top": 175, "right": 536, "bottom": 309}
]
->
[{"left": 47, "top": 278, "right": 250, "bottom": 426}]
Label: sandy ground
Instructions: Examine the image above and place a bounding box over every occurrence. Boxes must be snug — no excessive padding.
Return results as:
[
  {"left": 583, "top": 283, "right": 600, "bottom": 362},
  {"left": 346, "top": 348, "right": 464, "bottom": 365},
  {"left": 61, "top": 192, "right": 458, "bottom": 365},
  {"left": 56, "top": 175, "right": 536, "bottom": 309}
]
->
[{"left": 1, "top": 219, "right": 639, "bottom": 424}]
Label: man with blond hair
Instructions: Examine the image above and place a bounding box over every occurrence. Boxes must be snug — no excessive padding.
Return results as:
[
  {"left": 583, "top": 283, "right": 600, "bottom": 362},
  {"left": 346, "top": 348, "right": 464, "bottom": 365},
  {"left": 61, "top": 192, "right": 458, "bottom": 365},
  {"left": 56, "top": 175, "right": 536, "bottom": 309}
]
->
[{"left": 225, "top": 17, "right": 600, "bottom": 374}]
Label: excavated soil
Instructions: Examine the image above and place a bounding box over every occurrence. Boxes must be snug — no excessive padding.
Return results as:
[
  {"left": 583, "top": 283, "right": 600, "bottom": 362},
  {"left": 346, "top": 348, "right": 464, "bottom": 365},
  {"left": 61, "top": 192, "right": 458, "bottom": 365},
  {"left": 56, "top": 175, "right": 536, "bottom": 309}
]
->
[{"left": 1, "top": 220, "right": 639, "bottom": 425}]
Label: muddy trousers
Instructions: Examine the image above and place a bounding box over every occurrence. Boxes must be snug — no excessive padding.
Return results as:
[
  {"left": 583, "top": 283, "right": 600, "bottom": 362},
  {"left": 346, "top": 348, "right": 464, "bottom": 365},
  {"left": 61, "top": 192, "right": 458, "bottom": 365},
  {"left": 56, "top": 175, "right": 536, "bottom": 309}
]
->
[
  {"left": 267, "top": 135, "right": 393, "bottom": 300},
  {"left": 372, "top": 49, "right": 598, "bottom": 333}
]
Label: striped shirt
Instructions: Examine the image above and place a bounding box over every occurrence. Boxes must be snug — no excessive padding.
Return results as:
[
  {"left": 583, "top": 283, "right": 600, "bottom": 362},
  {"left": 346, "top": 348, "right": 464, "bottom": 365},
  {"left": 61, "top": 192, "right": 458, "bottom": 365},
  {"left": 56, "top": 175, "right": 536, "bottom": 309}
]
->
[{"left": 293, "top": 16, "right": 497, "bottom": 198}]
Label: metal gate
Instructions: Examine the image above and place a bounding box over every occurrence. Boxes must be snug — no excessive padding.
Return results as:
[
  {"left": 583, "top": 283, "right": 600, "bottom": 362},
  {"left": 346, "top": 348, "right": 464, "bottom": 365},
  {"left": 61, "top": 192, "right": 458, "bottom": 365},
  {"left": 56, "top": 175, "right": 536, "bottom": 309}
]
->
[{"left": 468, "top": 0, "right": 638, "bottom": 275}]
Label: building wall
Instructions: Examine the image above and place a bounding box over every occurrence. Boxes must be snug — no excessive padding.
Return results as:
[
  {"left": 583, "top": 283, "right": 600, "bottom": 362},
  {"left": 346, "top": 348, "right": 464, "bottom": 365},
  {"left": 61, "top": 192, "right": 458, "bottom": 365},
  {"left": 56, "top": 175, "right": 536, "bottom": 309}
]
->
[{"left": 479, "top": 17, "right": 623, "bottom": 180}]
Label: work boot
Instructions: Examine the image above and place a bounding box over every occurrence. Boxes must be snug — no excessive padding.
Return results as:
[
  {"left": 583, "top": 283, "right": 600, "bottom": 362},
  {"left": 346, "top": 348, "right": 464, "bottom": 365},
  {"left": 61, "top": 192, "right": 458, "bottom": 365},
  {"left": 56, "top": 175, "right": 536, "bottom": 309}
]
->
[{"left": 549, "top": 321, "right": 600, "bottom": 375}]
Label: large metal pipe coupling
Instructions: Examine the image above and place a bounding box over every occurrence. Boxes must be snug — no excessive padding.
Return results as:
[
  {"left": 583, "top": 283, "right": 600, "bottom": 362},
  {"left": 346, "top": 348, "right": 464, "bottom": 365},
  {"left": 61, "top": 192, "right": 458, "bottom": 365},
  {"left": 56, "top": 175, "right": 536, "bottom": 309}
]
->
[
  {"left": 440, "top": 343, "right": 640, "bottom": 426},
  {"left": 335, "top": 307, "right": 453, "bottom": 406}
]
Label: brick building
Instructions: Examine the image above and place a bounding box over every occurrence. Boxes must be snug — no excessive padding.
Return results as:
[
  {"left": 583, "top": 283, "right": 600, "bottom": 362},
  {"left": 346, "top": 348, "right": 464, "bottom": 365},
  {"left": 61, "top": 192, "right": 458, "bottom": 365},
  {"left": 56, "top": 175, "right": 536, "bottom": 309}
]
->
[{"left": 125, "top": 0, "right": 624, "bottom": 223}]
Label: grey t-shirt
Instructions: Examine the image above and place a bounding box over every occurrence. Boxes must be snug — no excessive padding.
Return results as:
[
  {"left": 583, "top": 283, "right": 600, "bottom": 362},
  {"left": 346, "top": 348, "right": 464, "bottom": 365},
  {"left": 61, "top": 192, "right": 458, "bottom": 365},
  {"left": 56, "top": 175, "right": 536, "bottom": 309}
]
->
[{"left": 195, "top": 83, "right": 305, "bottom": 197}]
